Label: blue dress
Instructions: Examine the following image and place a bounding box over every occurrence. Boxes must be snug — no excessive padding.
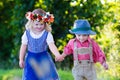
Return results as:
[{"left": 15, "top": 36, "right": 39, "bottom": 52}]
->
[{"left": 22, "top": 30, "right": 60, "bottom": 80}]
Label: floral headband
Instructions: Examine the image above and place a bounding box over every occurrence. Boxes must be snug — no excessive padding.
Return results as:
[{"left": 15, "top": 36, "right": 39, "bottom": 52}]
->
[{"left": 25, "top": 11, "right": 54, "bottom": 24}]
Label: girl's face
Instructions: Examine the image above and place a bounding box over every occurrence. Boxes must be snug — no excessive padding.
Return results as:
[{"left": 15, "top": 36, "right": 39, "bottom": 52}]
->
[
  {"left": 32, "top": 21, "right": 45, "bottom": 33},
  {"left": 76, "top": 34, "right": 89, "bottom": 42}
]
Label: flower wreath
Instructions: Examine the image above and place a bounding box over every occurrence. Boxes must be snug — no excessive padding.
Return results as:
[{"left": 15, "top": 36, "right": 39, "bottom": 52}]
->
[{"left": 25, "top": 12, "right": 54, "bottom": 24}]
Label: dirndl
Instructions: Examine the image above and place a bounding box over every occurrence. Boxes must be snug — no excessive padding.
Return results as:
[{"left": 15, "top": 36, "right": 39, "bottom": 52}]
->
[{"left": 22, "top": 51, "right": 60, "bottom": 80}]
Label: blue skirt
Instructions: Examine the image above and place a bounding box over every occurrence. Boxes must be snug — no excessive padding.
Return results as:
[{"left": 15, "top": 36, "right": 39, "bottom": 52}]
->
[{"left": 22, "top": 51, "right": 60, "bottom": 80}]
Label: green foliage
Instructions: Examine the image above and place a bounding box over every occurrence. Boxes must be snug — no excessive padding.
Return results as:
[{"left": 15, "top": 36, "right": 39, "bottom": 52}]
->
[
  {"left": 0, "top": 0, "right": 14, "bottom": 62},
  {"left": 0, "top": 0, "right": 35, "bottom": 68},
  {"left": 9, "top": 0, "right": 35, "bottom": 68},
  {"left": 96, "top": 1, "right": 120, "bottom": 79},
  {"left": 95, "top": 63, "right": 120, "bottom": 80}
]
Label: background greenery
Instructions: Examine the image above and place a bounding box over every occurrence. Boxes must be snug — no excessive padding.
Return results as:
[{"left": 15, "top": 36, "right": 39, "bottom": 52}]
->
[{"left": 0, "top": 0, "right": 120, "bottom": 79}]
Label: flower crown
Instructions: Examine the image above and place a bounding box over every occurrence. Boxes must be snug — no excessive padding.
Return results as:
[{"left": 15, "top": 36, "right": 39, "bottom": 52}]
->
[{"left": 25, "top": 11, "right": 54, "bottom": 24}]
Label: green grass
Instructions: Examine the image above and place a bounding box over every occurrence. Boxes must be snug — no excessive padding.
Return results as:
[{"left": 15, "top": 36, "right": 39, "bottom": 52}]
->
[
  {"left": 0, "top": 69, "right": 22, "bottom": 80},
  {"left": 0, "top": 67, "right": 120, "bottom": 80},
  {"left": 58, "top": 70, "right": 74, "bottom": 80},
  {"left": 0, "top": 69, "right": 74, "bottom": 80}
]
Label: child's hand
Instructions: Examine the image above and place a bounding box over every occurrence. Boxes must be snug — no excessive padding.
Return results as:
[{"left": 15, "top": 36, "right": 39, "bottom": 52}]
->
[
  {"left": 102, "top": 62, "right": 108, "bottom": 70},
  {"left": 19, "top": 60, "right": 24, "bottom": 68},
  {"left": 55, "top": 55, "right": 64, "bottom": 62}
]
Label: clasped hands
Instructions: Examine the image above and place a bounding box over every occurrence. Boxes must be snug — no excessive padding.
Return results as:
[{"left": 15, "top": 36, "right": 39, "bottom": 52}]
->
[{"left": 55, "top": 54, "right": 65, "bottom": 62}]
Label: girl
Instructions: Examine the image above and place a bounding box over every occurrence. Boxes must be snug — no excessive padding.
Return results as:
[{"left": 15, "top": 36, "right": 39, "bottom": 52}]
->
[
  {"left": 60, "top": 20, "right": 108, "bottom": 80},
  {"left": 19, "top": 8, "right": 63, "bottom": 80}
]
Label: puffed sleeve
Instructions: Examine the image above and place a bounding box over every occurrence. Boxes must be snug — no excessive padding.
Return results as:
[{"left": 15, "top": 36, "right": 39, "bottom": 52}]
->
[
  {"left": 46, "top": 32, "right": 54, "bottom": 44},
  {"left": 63, "top": 39, "right": 74, "bottom": 55},
  {"left": 21, "top": 31, "right": 28, "bottom": 45},
  {"left": 92, "top": 40, "right": 106, "bottom": 64}
]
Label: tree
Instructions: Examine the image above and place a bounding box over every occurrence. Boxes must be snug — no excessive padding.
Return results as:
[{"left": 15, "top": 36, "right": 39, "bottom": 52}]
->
[{"left": 0, "top": 0, "right": 35, "bottom": 68}]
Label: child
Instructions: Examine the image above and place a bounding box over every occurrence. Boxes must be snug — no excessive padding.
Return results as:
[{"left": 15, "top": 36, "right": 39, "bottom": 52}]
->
[
  {"left": 19, "top": 8, "right": 63, "bottom": 80},
  {"left": 60, "top": 20, "right": 108, "bottom": 80}
]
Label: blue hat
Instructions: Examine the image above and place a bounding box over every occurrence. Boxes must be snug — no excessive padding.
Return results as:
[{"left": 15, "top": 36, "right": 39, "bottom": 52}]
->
[{"left": 69, "top": 20, "right": 96, "bottom": 35}]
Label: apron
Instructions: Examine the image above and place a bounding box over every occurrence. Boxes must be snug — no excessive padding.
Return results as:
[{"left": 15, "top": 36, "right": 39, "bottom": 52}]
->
[
  {"left": 72, "top": 41, "right": 97, "bottom": 80},
  {"left": 22, "top": 51, "right": 59, "bottom": 80}
]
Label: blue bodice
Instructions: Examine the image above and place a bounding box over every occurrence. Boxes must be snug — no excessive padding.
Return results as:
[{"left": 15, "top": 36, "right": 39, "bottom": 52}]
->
[{"left": 26, "top": 30, "right": 48, "bottom": 53}]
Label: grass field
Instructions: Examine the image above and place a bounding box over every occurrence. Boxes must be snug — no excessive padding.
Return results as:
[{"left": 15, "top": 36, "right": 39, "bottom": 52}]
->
[
  {"left": 0, "top": 67, "right": 120, "bottom": 80},
  {"left": 0, "top": 69, "right": 74, "bottom": 80}
]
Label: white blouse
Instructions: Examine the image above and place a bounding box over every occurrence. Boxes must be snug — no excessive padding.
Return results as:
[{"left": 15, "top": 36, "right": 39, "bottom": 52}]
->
[{"left": 21, "top": 30, "right": 54, "bottom": 45}]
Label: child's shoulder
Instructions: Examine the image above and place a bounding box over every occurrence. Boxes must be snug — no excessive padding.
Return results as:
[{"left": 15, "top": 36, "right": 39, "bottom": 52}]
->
[
  {"left": 89, "top": 38, "right": 99, "bottom": 46},
  {"left": 90, "top": 38, "right": 95, "bottom": 42},
  {"left": 68, "top": 38, "right": 76, "bottom": 43},
  {"left": 25, "top": 29, "right": 30, "bottom": 33}
]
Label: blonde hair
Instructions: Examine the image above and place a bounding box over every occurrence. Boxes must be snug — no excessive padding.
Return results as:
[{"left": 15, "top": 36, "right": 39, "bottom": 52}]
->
[{"left": 25, "top": 8, "right": 52, "bottom": 32}]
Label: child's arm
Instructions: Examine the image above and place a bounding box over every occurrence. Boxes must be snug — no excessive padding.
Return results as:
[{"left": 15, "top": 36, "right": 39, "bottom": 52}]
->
[
  {"left": 91, "top": 39, "right": 108, "bottom": 70},
  {"left": 61, "top": 53, "right": 67, "bottom": 58},
  {"left": 48, "top": 42, "right": 64, "bottom": 61},
  {"left": 19, "top": 44, "right": 27, "bottom": 68}
]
